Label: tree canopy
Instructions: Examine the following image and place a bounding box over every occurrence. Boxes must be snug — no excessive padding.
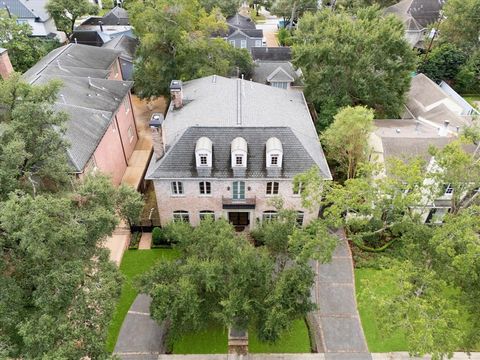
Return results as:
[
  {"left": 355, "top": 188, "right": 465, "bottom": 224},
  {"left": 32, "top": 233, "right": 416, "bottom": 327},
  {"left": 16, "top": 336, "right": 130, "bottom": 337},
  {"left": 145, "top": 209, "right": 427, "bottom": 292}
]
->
[
  {"left": 139, "top": 215, "right": 336, "bottom": 347},
  {"left": 270, "top": 0, "right": 317, "bottom": 23},
  {"left": 129, "top": 0, "right": 253, "bottom": 99},
  {"left": 0, "top": 75, "right": 144, "bottom": 358},
  {"left": 321, "top": 106, "right": 374, "bottom": 180},
  {"left": 292, "top": 7, "right": 416, "bottom": 128},
  {"left": 440, "top": 0, "right": 480, "bottom": 51},
  {"left": 333, "top": 0, "right": 400, "bottom": 11},
  {"left": 0, "top": 11, "right": 52, "bottom": 73},
  {"left": 418, "top": 43, "right": 467, "bottom": 84},
  {"left": 199, "top": 0, "right": 242, "bottom": 17},
  {"left": 47, "top": 0, "right": 98, "bottom": 40}
]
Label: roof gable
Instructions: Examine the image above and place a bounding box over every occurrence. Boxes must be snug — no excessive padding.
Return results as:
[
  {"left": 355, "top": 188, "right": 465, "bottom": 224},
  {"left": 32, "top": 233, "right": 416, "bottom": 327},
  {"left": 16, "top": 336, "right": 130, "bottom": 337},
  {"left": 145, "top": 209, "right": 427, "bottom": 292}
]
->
[{"left": 267, "top": 66, "right": 295, "bottom": 82}]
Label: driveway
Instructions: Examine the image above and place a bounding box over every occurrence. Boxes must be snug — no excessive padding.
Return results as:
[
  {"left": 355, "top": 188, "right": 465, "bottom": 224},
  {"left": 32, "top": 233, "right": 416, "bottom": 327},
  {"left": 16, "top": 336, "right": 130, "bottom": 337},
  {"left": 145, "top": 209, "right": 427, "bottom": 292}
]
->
[
  {"left": 308, "top": 230, "right": 372, "bottom": 360},
  {"left": 114, "top": 294, "right": 167, "bottom": 360},
  {"left": 256, "top": 7, "right": 279, "bottom": 47}
]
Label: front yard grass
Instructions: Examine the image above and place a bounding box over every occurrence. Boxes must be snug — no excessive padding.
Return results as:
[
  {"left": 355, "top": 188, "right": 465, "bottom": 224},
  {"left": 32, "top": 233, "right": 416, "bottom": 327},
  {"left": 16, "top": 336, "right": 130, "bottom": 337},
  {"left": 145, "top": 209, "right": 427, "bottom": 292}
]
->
[
  {"left": 355, "top": 268, "right": 480, "bottom": 352},
  {"left": 106, "top": 248, "right": 179, "bottom": 352},
  {"left": 172, "top": 318, "right": 311, "bottom": 354}
]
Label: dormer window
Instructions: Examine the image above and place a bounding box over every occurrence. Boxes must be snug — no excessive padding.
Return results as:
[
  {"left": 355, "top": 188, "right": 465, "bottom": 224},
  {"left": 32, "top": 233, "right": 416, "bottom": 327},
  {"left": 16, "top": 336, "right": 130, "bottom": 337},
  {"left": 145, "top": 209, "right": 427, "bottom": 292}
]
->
[
  {"left": 231, "top": 137, "right": 247, "bottom": 169},
  {"left": 195, "top": 137, "right": 212, "bottom": 168},
  {"left": 266, "top": 137, "right": 283, "bottom": 168}
]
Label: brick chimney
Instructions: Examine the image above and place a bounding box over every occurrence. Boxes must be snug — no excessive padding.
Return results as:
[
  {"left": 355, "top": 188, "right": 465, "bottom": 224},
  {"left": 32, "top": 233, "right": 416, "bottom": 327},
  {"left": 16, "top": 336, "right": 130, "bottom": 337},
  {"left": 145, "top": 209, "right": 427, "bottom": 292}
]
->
[
  {"left": 149, "top": 113, "right": 165, "bottom": 160},
  {"left": 170, "top": 80, "right": 183, "bottom": 109},
  {"left": 0, "top": 48, "right": 14, "bottom": 80}
]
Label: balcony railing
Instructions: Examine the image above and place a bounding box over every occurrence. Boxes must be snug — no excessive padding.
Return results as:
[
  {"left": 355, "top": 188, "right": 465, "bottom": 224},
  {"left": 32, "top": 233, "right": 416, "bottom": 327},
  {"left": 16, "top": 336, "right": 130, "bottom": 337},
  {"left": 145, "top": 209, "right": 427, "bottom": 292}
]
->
[{"left": 222, "top": 196, "right": 256, "bottom": 209}]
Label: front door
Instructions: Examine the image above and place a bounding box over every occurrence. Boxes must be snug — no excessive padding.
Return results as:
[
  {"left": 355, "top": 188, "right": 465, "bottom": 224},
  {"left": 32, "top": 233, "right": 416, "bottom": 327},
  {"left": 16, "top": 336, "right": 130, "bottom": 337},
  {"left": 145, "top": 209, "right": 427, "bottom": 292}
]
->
[{"left": 228, "top": 212, "right": 249, "bottom": 231}]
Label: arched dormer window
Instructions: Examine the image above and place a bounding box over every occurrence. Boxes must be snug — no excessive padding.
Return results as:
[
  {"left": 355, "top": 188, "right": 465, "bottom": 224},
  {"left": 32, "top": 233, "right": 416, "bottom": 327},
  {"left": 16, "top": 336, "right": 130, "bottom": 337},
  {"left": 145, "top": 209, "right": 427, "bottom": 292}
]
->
[
  {"left": 195, "top": 137, "right": 212, "bottom": 168},
  {"left": 266, "top": 137, "right": 283, "bottom": 168},
  {"left": 231, "top": 137, "right": 247, "bottom": 168}
]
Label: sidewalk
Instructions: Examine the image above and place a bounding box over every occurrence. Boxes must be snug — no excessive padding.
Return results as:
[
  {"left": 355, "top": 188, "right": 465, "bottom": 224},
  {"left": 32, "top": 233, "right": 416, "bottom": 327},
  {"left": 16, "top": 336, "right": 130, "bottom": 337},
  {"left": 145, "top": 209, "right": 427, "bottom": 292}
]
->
[{"left": 103, "top": 225, "right": 130, "bottom": 266}]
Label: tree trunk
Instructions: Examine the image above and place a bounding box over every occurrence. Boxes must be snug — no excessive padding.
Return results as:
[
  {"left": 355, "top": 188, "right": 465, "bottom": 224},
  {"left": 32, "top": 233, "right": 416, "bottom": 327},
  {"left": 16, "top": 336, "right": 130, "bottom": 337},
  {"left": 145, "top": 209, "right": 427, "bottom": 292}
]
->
[{"left": 288, "top": 1, "right": 297, "bottom": 31}]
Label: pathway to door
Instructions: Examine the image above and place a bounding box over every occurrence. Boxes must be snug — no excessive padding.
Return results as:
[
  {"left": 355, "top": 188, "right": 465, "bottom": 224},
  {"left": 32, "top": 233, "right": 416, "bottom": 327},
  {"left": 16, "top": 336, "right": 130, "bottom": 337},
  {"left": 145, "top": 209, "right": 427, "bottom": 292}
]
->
[{"left": 309, "top": 230, "right": 372, "bottom": 360}]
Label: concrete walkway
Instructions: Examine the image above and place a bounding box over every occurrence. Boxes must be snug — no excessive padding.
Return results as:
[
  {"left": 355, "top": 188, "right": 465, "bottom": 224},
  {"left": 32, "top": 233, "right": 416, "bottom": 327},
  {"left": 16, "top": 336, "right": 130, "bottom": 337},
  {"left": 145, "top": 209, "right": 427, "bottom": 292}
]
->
[
  {"left": 114, "top": 294, "right": 167, "bottom": 360},
  {"left": 308, "top": 231, "right": 371, "bottom": 360},
  {"left": 103, "top": 225, "right": 130, "bottom": 266},
  {"left": 139, "top": 232, "right": 152, "bottom": 249}
]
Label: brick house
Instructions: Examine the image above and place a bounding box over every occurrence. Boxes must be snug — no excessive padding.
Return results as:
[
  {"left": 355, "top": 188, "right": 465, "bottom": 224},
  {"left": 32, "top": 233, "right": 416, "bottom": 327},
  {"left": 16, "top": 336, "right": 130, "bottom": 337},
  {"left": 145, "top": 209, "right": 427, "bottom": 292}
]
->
[
  {"left": 145, "top": 76, "right": 331, "bottom": 229},
  {"left": 22, "top": 44, "right": 138, "bottom": 185}
]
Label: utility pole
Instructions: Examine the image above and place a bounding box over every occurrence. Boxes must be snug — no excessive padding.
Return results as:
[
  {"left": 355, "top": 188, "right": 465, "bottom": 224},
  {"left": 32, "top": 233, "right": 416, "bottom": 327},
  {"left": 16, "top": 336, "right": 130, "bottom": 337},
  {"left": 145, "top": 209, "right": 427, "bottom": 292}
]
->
[{"left": 423, "top": 11, "right": 444, "bottom": 62}]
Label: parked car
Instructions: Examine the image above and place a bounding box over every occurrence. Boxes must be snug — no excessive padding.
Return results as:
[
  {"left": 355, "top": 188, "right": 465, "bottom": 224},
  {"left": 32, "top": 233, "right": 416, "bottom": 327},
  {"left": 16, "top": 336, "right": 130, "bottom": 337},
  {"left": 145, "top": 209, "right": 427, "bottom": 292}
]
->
[{"left": 277, "top": 19, "right": 297, "bottom": 29}]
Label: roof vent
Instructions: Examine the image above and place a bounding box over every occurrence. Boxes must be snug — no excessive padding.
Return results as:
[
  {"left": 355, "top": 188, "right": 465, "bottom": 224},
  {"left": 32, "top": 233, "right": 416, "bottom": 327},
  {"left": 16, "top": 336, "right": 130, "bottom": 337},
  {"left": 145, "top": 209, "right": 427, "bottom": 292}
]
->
[{"left": 395, "top": 128, "right": 400, "bottom": 134}]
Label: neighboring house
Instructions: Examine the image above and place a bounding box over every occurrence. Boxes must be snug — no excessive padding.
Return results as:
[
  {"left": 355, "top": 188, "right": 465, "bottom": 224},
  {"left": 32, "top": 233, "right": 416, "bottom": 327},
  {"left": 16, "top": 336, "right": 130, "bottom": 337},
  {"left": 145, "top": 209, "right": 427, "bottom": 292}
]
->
[
  {"left": 78, "top": 6, "right": 132, "bottom": 38},
  {"left": 384, "top": 0, "right": 445, "bottom": 48},
  {"left": 224, "top": 13, "right": 264, "bottom": 51},
  {"left": 252, "top": 61, "right": 302, "bottom": 89},
  {"left": 71, "top": 30, "right": 112, "bottom": 47},
  {"left": 251, "top": 47, "right": 292, "bottom": 61},
  {"left": 22, "top": 44, "right": 138, "bottom": 185},
  {"left": 102, "top": 34, "right": 138, "bottom": 81},
  {"left": 145, "top": 76, "right": 332, "bottom": 229},
  {"left": 405, "top": 73, "right": 475, "bottom": 130},
  {"left": 370, "top": 73, "right": 477, "bottom": 223},
  {"left": 1, "top": 0, "right": 60, "bottom": 38}
]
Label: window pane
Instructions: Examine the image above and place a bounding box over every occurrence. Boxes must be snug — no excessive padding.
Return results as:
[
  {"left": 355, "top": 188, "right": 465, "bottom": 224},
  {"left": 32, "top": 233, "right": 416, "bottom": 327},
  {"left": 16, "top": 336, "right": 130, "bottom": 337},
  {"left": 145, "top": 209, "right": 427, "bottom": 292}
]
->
[
  {"left": 178, "top": 182, "right": 183, "bottom": 194},
  {"left": 273, "top": 182, "right": 279, "bottom": 194},
  {"left": 296, "top": 211, "right": 304, "bottom": 226},
  {"left": 205, "top": 182, "right": 211, "bottom": 194},
  {"left": 266, "top": 182, "right": 272, "bottom": 194},
  {"left": 236, "top": 156, "right": 243, "bottom": 165}
]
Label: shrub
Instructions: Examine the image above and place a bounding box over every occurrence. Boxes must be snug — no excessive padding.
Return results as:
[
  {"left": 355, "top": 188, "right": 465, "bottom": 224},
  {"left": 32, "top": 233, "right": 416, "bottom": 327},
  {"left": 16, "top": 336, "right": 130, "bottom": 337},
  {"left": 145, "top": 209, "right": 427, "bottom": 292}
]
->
[
  {"left": 152, "top": 227, "right": 163, "bottom": 246},
  {"left": 129, "top": 232, "right": 141, "bottom": 250}
]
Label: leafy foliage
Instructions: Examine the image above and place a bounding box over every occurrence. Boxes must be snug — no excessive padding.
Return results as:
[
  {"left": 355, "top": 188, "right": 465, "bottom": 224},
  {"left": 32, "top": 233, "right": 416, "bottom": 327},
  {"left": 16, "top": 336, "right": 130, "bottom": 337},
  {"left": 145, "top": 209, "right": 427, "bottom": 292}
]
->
[
  {"left": 455, "top": 50, "right": 480, "bottom": 94},
  {"left": 0, "top": 11, "right": 54, "bottom": 73},
  {"left": 139, "top": 217, "right": 335, "bottom": 346},
  {"left": 199, "top": 0, "right": 242, "bottom": 16},
  {"left": 292, "top": 7, "right": 415, "bottom": 128},
  {"left": 47, "top": 0, "right": 98, "bottom": 40},
  {"left": 334, "top": 0, "right": 400, "bottom": 10},
  {"left": 129, "top": 0, "right": 253, "bottom": 98},
  {"left": 270, "top": 0, "right": 317, "bottom": 23},
  {"left": 321, "top": 106, "right": 374, "bottom": 180},
  {"left": 0, "top": 74, "right": 70, "bottom": 198},
  {"left": 418, "top": 44, "right": 467, "bottom": 83},
  {"left": 440, "top": 0, "right": 480, "bottom": 51}
]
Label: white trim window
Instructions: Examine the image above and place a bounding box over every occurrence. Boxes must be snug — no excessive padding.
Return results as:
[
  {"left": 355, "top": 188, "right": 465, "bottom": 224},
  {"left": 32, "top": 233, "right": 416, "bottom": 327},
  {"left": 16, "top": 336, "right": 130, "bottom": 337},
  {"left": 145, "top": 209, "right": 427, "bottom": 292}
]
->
[
  {"left": 173, "top": 210, "right": 189, "bottom": 223},
  {"left": 199, "top": 181, "right": 211, "bottom": 195},
  {"left": 171, "top": 181, "right": 184, "bottom": 195},
  {"left": 199, "top": 210, "right": 215, "bottom": 221},
  {"left": 255, "top": 39, "right": 262, "bottom": 47},
  {"left": 240, "top": 39, "right": 247, "bottom": 49},
  {"left": 262, "top": 210, "right": 278, "bottom": 222},
  {"left": 233, "top": 181, "right": 245, "bottom": 200},
  {"left": 199, "top": 155, "right": 208, "bottom": 165},
  {"left": 271, "top": 81, "right": 288, "bottom": 89},
  {"left": 443, "top": 184, "right": 454, "bottom": 195},
  {"left": 266, "top": 181, "right": 279, "bottom": 195},
  {"left": 229, "top": 39, "right": 236, "bottom": 46}
]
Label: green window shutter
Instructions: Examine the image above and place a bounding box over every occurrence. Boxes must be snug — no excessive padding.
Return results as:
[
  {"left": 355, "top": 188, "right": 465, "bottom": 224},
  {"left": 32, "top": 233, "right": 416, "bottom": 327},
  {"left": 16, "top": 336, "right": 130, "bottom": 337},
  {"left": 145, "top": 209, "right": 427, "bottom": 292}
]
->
[{"left": 233, "top": 181, "right": 238, "bottom": 199}]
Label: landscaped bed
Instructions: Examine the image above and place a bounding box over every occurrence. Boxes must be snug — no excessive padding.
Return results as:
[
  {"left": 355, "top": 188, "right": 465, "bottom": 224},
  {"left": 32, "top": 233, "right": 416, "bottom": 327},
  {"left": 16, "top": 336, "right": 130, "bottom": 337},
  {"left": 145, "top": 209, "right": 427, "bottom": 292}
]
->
[
  {"left": 106, "top": 248, "right": 179, "bottom": 352},
  {"left": 355, "top": 268, "right": 480, "bottom": 352},
  {"left": 172, "top": 319, "right": 311, "bottom": 354}
]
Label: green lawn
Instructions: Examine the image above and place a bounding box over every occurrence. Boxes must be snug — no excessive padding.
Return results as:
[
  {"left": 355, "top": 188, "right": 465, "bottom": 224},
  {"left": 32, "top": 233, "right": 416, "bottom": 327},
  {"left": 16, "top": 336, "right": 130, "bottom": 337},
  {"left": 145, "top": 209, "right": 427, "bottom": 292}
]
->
[
  {"left": 105, "top": 248, "right": 179, "bottom": 352},
  {"left": 355, "top": 268, "right": 480, "bottom": 352},
  {"left": 172, "top": 319, "right": 311, "bottom": 354},
  {"left": 355, "top": 268, "right": 408, "bottom": 352}
]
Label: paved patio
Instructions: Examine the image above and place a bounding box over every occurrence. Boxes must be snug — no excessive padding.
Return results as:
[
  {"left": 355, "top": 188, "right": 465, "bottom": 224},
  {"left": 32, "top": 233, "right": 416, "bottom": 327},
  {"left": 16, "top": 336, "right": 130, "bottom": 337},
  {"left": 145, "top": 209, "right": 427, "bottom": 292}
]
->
[{"left": 103, "top": 225, "right": 130, "bottom": 266}]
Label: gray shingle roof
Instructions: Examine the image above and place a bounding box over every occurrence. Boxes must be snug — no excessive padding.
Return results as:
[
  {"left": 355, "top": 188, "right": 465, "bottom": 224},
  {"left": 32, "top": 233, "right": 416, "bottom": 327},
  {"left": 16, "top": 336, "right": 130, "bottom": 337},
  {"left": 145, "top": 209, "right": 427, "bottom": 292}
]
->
[
  {"left": 22, "top": 43, "right": 131, "bottom": 172},
  {"left": 102, "top": 34, "right": 138, "bottom": 61},
  {"left": 147, "top": 75, "right": 331, "bottom": 180},
  {"left": 252, "top": 61, "right": 302, "bottom": 86},
  {"left": 227, "top": 14, "right": 256, "bottom": 30},
  {"left": 251, "top": 47, "right": 292, "bottom": 61},
  {"left": 22, "top": 0, "right": 50, "bottom": 21},
  {"left": 71, "top": 30, "right": 111, "bottom": 47},
  {"left": 385, "top": 0, "right": 445, "bottom": 30},
  {"left": 147, "top": 127, "right": 318, "bottom": 179},
  {"left": 1, "top": 0, "right": 35, "bottom": 18}
]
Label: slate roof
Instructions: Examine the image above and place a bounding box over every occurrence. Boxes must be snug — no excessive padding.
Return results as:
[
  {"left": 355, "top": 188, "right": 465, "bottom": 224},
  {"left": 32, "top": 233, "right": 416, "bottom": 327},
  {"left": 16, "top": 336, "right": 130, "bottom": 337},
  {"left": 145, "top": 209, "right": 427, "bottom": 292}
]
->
[
  {"left": 148, "top": 127, "right": 318, "bottom": 179},
  {"left": 385, "top": 0, "right": 445, "bottom": 30},
  {"left": 81, "top": 6, "right": 130, "bottom": 26},
  {"left": 71, "top": 30, "right": 111, "bottom": 47},
  {"left": 102, "top": 34, "right": 138, "bottom": 61},
  {"left": 251, "top": 47, "right": 292, "bottom": 61},
  {"left": 252, "top": 61, "right": 302, "bottom": 86},
  {"left": 146, "top": 75, "right": 331, "bottom": 180},
  {"left": 22, "top": 44, "right": 131, "bottom": 172},
  {"left": 228, "top": 27, "right": 263, "bottom": 38}
]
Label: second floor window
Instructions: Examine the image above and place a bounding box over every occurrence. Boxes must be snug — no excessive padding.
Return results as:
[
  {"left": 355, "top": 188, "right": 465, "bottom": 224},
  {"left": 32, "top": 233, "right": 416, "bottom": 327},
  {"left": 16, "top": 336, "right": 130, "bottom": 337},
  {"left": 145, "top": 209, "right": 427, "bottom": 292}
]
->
[
  {"left": 293, "top": 182, "right": 303, "bottom": 195},
  {"left": 199, "top": 181, "right": 211, "bottom": 195},
  {"left": 233, "top": 181, "right": 245, "bottom": 200},
  {"left": 263, "top": 210, "right": 278, "bottom": 222},
  {"left": 270, "top": 155, "right": 279, "bottom": 165},
  {"left": 171, "top": 181, "right": 183, "bottom": 195},
  {"left": 241, "top": 39, "right": 247, "bottom": 48},
  {"left": 266, "top": 181, "right": 279, "bottom": 195},
  {"left": 443, "top": 184, "right": 453, "bottom": 195}
]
